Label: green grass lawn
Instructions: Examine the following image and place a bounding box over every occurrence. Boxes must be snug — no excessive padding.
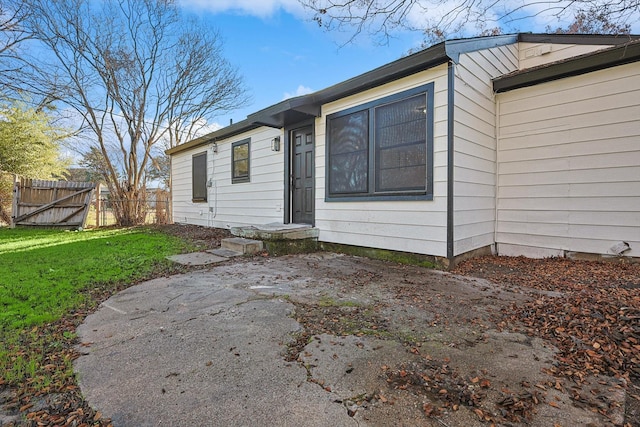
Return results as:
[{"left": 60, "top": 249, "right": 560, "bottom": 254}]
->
[{"left": 0, "top": 226, "right": 194, "bottom": 390}]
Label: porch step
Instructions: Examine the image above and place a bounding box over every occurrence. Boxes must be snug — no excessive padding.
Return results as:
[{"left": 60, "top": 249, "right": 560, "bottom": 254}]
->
[
  {"left": 231, "top": 223, "right": 319, "bottom": 241},
  {"left": 229, "top": 223, "right": 319, "bottom": 256},
  {"left": 221, "top": 237, "right": 264, "bottom": 255}
]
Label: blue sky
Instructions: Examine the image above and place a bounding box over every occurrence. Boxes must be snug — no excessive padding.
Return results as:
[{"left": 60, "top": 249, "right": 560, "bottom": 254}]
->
[
  {"left": 178, "top": 3, "right": 425, "bottom": 128},
  {"left": 177, "top": 1, "right": 640, "bottom": 130}
]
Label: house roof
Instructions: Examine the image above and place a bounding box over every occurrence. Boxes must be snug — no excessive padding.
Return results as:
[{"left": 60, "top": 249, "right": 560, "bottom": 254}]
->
[
  {"left": 494, "top": 37, "right": 640, "bottom": 92},
  {"left": 167, "top": 33, "right": 639, "bottom": 156}
]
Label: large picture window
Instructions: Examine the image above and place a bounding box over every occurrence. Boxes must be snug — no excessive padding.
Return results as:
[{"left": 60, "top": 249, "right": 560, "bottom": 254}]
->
[
  {"left": 192, "top": 151, "right": 207, "bottom": 202},
  {"left": 326, "top": 83, "right": 434, "bottom": 201},
  {"left": 232, "top": 138, "right": 250, "bottom": 183}
]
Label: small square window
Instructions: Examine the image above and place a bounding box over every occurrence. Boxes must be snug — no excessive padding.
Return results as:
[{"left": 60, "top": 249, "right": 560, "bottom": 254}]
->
[{"left": 232, "top": 138, "right": 250, "bottom": 183}]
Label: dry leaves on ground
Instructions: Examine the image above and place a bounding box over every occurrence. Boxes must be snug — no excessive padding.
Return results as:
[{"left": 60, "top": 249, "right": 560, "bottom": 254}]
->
[{"left": 454, "top": 255, "right": 640, "bottom": 422}]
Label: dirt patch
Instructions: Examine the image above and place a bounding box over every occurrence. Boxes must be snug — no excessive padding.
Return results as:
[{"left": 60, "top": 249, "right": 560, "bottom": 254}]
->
[{"left": 149, "top": 223, "right": 232, "bottom": 249}]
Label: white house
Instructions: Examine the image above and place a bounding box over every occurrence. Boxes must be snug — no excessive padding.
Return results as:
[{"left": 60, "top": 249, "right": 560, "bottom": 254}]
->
[{"left": 167, "top": 33, "right": 640, "bottom": 266}]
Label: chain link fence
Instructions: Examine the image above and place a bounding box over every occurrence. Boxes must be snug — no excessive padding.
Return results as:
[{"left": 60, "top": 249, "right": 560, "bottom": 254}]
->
[{"left": 89, "top": 193, "right": 171, "bottom": 227}]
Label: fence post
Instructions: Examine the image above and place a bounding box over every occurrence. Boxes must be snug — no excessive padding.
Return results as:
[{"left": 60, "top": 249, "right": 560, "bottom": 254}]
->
[
  {"left": 10, "top": 174, "right": 18, "bottom": 228},
  {"left": 95, "top": 183, "right": 101, "bottom": 227}
]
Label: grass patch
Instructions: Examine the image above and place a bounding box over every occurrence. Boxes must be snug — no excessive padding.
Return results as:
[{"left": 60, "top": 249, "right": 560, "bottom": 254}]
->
[
  {"left": 0, "top": 227, "right": 190, "bottom": 330},
  {"left": 0, "top": 226, "right": 194, "bottom": 393}
]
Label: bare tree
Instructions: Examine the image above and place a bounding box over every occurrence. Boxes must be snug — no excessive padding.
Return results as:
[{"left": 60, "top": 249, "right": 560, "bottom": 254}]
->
[
  {"left": 299, "top": 0, "right": 640, "bottom": 44},
  {"left": 548, "top": 9, "right": 632, "bottom": 34},
  {"left": 0, "top": 1, "right": 33, "bottom": 95},
  {"left": 21, "top": 0, "right": 248, "bottom": 225}
]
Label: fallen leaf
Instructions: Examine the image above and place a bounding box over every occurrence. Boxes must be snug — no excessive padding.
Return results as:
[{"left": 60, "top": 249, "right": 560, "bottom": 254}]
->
[{"left": 423, "top": 403, "right": 434, "bottom": 416}]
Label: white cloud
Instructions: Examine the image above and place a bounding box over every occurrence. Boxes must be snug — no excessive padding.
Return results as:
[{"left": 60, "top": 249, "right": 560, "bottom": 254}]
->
[
  {"left": 404, "top": 0, "right": 640, "bottom": 36},
  {"left": 283, "top": 84, "right": 314, "bottom": 100},
  {"left": 178, "top": 0, "right": 305, "bottom": 18},
  {"left": 197, "top": 120, "right": 223, "bottom": 136}
]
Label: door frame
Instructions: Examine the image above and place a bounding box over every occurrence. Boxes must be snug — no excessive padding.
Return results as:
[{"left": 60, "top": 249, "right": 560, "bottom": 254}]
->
[{"left": 283, "top": 119, "right": 315, "bottom": 225}]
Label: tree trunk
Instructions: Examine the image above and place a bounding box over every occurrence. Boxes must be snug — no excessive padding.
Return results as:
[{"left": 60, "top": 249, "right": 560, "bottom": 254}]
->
[{"left": 110, "top": 186, "right": 147, "bottom": 226}]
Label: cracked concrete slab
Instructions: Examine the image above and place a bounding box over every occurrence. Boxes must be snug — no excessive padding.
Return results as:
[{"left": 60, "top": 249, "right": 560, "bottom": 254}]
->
[
  {"left": 76, "top": 274, "right": 352, "bottom": 426},
  {"left": 75, "top": 253, "right": 627, "bottom": 426}
]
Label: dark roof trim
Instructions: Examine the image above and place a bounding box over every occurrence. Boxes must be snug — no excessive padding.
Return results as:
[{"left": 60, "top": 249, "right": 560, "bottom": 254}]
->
[
  {"left": 247, "top": 96, "right": 321, "bottom": 128},
  {"left": 165, "top": 119, "right": 261, "bottom": 155},
  {"left": 445, "top": 34, "right": 518, "bottom": 62},
  {"left": 518, "top": 33, "right": 640, "bottom": 45},
  {"left": 310, "top": 42, "right": 449, "bottom": 105},
  {"left": 494, "top": 39, "right": 640, "bottom": 93}
]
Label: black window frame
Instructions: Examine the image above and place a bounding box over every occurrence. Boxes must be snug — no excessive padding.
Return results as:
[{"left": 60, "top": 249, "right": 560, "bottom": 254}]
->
[
  {"left": 231, "top": 138, "right": 250, "bottom": 184},
  {"left": 192, "top": 151, "right": 207, "bottom": 203},
  {"left": 325, "top": 83, "right": 434, "bottom": 202}
]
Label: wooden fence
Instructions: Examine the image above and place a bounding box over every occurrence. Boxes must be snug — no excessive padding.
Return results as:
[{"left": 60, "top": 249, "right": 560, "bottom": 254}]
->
[{"left": 12, "top": 178, "right": 96, "bottom": 228}]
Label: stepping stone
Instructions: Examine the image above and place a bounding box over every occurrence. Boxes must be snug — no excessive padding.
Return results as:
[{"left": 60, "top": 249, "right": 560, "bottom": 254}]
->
[
  {"left": 207, "top": 248, "right": 243, "bottom": 257},
  {"left": 166, "top": 252, "right": 227, "bottom": 266}
]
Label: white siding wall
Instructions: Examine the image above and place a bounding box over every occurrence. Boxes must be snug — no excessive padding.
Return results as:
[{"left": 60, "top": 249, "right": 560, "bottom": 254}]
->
[
  {"left": 171, "top": 127, "right": 285, "bottom": 228},
  {"left": 453, "top": 45, "right": 519, "bottom": 255},
  {"left": 496, "top": 62, "right": 640, "bottom": 258},
  {"left": 315, "top": 65, "right": 450, "bottom": 257},
  {"left": 518, "top": 42, "right": 614, "bottom": 69}
]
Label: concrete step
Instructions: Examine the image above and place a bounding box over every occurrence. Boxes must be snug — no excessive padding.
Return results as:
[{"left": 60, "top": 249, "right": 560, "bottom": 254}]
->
[
  {"left": 231, "top": 223, "right": 318, "bottom": 241},
  {"left": 221, "top": 237, "right": 263, "bottom": 255},
  {"left": 207, "top": 248, "right": 243, "bottom": 258}
]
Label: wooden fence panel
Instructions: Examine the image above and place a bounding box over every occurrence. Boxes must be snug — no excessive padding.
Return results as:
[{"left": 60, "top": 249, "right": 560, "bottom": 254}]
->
[{"left": 12, "top": 178, "right": 96, "bottom": 228}]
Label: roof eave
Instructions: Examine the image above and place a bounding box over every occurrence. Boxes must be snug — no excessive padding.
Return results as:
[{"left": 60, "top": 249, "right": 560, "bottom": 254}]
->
[
  {"left": 445, "top": 34, "right": 519, "bottom": 62},
  {"left": 518, "top": 33, "right": 640, "bottom": 45},
  {"left": 165, "top": 119, "right": 261, "bottom": 155},
  {"left": 494, "top": 39, "right": 640, "bottom": 93},
  {"left": 311, "top": 42, "right": 450, "bottom": 105}
]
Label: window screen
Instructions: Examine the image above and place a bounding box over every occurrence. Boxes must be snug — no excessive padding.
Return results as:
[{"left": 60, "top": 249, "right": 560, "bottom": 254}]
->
[{"left": 325, "top": 83, "right": 433, "bottom": 201}]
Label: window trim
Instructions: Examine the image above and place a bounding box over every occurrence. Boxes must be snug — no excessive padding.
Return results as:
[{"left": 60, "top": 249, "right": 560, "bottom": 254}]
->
[
  {"left": 192, "top": 151, "right": 207, "bottom": 203},
  {"left": 231, "top": 138, "right": 251, "bottom": 184},
  {"left": 325, "top": 83, "right": 434, "bottom": 202}
]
